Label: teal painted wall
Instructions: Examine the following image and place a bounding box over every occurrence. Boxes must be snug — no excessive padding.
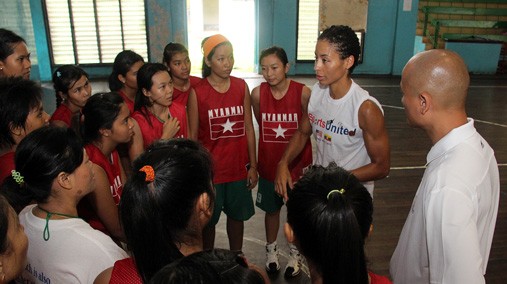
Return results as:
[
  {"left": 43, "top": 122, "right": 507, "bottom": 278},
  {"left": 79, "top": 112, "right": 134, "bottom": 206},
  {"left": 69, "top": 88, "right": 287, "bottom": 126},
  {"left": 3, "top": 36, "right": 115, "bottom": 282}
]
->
[{"left": 12, "top": 0, "right": 420, "bottom": 81}]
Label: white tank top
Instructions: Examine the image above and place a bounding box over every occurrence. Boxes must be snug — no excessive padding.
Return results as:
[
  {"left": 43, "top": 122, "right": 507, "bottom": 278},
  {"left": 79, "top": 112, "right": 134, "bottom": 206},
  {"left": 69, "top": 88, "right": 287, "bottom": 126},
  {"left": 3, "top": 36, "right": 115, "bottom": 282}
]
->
[{"left": 308, "top": 80, "right": 383, "bottom": 194}]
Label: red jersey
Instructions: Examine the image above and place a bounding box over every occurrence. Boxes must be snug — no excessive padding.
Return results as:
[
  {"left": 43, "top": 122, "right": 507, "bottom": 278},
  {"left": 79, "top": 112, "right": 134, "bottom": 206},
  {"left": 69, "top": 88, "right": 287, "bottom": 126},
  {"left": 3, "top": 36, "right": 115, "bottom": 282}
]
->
[
  {"left": 257, "top": 81, "right": 312, "bottom": 182},
  {"left": 117, "top": 90, "right": 135, "bottom": 114},
  {"left": 0, "top": 151, "right": 15, "bottom": 183},
  {"left": 194, "top": 76, "right": 249, "bottom": 184},
  {"left": 110, "top": 258, "right": 142, "bottom": 284},
  {"left": 368, "top": 271, "right": 392, "bottom": 284},
  {"left": 78, "top": 144, "right": 123, "bottom": 234},
  {"left": 50, "top": 104, "right": 72, "bottom": 127},
  {"left": 132, "top": 102, "right": 187, "bottom": 149},
  {"left": 173, "top": 75, "right": 201, "bottom": 106}
]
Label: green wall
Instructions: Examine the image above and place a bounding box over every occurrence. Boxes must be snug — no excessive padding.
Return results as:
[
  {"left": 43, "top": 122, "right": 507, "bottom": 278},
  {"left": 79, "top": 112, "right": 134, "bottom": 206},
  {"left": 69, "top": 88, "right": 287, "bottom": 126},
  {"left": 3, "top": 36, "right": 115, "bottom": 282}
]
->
[{"left": 5, "top": 0, "right": 419, "bottom": 81}]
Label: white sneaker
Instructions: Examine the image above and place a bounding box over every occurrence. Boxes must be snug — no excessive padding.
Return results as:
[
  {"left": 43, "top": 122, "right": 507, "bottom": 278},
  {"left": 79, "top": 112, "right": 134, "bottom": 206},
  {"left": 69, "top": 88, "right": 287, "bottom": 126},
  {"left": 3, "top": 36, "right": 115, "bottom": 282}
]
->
[
  {"left": 265, "top": 242, "right": 280, "bottom": 273},
  {"left": 284, "top": 243, "right": 302, "bottom": 278}
]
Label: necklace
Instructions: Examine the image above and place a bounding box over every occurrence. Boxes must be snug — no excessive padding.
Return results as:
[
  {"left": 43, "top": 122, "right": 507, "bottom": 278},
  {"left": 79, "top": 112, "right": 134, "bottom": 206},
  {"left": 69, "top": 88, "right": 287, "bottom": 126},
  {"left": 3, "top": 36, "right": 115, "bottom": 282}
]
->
[
  {"left": 37, "top": 206, "right": 80, "bottom": 241},
  {"left": 148, "top": 108, "right": 170, "bottom": 123}
]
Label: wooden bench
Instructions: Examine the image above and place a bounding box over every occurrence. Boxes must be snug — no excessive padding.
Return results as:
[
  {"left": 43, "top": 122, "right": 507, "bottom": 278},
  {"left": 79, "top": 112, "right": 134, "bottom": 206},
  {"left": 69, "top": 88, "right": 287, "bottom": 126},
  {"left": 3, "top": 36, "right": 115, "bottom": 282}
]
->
[
  {"left": 421, "top": 7, "right": 507, "bottom": 37},
  {"left": 429, "top": 19, "right": 507, "bottom": 48}
]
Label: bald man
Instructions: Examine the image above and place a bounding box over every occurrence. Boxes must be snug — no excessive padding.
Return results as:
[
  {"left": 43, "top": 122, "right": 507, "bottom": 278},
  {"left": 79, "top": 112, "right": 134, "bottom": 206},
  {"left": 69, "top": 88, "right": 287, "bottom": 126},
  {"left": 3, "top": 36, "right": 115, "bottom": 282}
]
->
[{"left": 390, "top": 50, "right": 500, "bottom": 284}]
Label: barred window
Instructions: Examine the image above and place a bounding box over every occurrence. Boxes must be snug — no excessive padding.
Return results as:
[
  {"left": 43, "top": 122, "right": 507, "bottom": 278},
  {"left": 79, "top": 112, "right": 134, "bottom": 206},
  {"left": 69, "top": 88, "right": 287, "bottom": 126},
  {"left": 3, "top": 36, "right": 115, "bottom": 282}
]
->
[{"left": 45, "top": 0, "right": 148, "bottom": 65}]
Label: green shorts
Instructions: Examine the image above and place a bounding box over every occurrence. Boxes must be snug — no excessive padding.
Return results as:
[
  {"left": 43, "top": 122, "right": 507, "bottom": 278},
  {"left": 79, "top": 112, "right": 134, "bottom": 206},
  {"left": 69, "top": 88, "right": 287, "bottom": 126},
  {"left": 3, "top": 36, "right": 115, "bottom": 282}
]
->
[
  {"left": 255, "top": 177, "right": 284, "bottom": 214},
  {"left": 210, "top": 180, "right": 255, "bottom": 225}
]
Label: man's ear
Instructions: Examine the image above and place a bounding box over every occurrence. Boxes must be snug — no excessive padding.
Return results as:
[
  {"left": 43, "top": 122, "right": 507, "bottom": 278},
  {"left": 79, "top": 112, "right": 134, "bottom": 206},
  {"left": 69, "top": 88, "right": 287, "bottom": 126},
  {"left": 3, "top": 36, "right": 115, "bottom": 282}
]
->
[
  {"left": 284, "top": 222, "right": 295, "bottom": 243},
  {"left": 419, "top": 92, "right": 431, "bottom": 114}
]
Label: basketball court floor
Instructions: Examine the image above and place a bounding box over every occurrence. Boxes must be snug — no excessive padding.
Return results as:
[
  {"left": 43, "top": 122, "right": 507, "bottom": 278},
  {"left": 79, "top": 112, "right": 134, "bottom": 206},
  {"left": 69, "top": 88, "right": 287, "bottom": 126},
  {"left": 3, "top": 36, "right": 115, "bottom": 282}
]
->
[{"left": 41, "top": 74, "right": 506, "bottom": 283}]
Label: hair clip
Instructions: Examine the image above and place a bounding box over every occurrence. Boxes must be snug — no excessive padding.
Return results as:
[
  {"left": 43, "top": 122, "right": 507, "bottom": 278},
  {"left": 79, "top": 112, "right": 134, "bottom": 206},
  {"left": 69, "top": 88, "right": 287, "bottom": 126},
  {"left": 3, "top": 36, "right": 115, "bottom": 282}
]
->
[
  {"left": 56, "top": 71, "right": 61, "bottom": 78},
  {"left": 327, "top": 188, "right": 345, "bottom": 199},
  {"left": 11, "top": 170, "right": 24, "bottom": 185},
  {"left": 139, "top": 165, "right": 155, "bottom": 182}
]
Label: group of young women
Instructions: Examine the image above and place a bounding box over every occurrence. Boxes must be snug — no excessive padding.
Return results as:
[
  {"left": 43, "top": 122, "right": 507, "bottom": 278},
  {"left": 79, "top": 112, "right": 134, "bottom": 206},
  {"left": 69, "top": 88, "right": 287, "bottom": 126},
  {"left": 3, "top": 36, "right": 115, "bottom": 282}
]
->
[{"left": 0, "top": 25, "right": 391, "bottom": 284}]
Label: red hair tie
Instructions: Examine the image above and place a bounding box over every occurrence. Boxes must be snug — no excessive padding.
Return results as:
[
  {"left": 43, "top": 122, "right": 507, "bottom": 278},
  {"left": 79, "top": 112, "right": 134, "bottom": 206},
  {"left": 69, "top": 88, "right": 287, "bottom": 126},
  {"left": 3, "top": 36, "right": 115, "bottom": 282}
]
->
[{"left": 139, "top": 165, "right": 155, "bottom": 182}]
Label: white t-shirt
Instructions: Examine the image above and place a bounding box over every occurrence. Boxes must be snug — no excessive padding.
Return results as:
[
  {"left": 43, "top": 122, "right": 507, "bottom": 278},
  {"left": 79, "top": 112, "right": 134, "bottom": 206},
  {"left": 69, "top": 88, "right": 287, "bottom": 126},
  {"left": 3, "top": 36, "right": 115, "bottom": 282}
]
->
[
  {"left": 17, "top": 204, "right": 128, "bottom": 284},
  {"left": 308, "top": 80, "right": 383, "bottom": 194},
  {"left": 390, "top": 119, "right": 499, "bottom": 284}
]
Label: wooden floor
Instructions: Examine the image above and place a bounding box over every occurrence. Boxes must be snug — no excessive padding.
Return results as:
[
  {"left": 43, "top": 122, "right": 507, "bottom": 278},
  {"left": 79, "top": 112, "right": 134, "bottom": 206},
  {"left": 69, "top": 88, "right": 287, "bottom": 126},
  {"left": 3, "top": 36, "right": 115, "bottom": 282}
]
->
[{"left": 42, "top": 74, "right": 507, "bottom": 283}]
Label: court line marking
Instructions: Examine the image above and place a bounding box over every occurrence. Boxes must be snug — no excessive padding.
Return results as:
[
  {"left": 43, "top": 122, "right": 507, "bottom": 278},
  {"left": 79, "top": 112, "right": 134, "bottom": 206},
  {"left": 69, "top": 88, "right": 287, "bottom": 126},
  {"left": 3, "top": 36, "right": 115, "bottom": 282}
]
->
[
  {"left": 392, "top": 163, "right": 506, "bottom": 170},
  {"left": 382, "top": 104, "right": 507, "bottom": 128},
  {"left": 361, "top": 85, "right": 507, "bottom": 89}
]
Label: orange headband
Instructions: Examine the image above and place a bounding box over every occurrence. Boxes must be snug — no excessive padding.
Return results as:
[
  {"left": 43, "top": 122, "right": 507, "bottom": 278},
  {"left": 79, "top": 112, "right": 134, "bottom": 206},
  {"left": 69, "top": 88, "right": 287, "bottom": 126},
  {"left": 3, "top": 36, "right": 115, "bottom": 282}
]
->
[{"left": 202, "top": 34, "right": 229, "bottom": 59}]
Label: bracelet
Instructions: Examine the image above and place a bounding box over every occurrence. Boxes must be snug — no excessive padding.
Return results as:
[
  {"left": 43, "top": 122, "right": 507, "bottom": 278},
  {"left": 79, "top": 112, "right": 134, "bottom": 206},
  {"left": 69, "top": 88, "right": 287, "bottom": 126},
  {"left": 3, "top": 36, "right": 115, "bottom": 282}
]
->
[{"left": 249, "top": 164, "right": 257, "bottom": 170}]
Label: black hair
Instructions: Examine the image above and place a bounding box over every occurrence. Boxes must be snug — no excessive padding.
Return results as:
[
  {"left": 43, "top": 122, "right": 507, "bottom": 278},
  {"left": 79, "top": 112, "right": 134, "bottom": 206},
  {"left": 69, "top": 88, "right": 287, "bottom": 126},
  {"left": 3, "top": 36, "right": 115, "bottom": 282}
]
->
[
  {"left": 200, "top": 37, "right": 232, "bottom": 78},
  {"left": 134, "top": 63, "right": 170, "bottom": 126},
  {"left": 286, "top": 163, "right": 373, "bottom": 284},
  {"left": 81, "top": 92, "right": 125, "bottom": 144},
  {"left": 1, "top": 126, "right": 83, "bottom": 212},
  {"left": 318, "top": 25, "right": 361, "bottom": 74},
  {"left": 0, "top": 28, "right": 26, "bottom": 61},
  {"left": 259, "top": 46, "right": 289, "bottom": 66},
  {"left": 109, "top": 50, "right": 144, "bottom": 91},
  {"left": 148, "top": 249, "right": 265, "bottom": 284},
  {"left": 0, "top": 77, "right": 42, "bottom": 149},
  {"left": 0, "top": 195, "right": 10, "bottom": 254},
  {"left": 120, "top": 138, "right": 214, "bottom": 282},
  {"left": 162, "top": 42, "right": 188, "bottom": 66},
  {"left": 52, "top": 64, "right": 89, "bottom": 107}
]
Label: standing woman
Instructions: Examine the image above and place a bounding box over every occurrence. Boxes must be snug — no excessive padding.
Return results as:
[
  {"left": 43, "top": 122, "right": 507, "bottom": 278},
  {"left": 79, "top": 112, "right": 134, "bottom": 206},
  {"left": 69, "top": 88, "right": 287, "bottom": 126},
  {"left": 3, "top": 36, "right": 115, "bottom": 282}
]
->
[
  {"left": 79, "top": 92, "right": 133, "bottom": 241},
  {"left": 132, "top": 63, "right": 187, "bottom": 148},
  {"left": 187, "top": 34, "right": 257, "bottom": 252},
  {"left": 251, "top": 46, "right": 312, "bottom": 277},
  {"left": 2, "top": 126, "right": 128, "bottom": 283},
  {"left": 50, "top": 65, "right": 92, "bottom": 128},
  {"left": 108, "top": 50, "right": 145, "bottom": 169},
  {"left": 109, "top": 50, "right": 145, "bottom": 113},
  {"left": 0, "top": 28, "right": 31, "bottom": 79},
  {"left": 162, "top": 42, "right": 201, "bottom": 107}
]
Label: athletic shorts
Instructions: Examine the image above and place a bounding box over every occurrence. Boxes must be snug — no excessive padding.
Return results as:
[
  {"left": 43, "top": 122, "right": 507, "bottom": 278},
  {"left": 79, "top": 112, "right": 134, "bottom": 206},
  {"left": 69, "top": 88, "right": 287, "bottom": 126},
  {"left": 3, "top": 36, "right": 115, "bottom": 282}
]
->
[
  {"left": 255, "top": 177, "right": 284, "bottom": 213},
  {"left": 210, "top": 180, "right": 255, "bottom": 225}
]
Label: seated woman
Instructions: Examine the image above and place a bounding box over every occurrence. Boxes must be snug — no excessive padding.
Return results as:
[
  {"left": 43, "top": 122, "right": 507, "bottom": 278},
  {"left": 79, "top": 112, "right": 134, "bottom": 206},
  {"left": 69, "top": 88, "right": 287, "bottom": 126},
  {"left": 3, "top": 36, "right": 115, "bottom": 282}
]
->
[
  {"left": 0, "top": 28, "right": 31, "bottom": 79},
  {"left": 94, "top": 138, "right": 214, "bottom": 283},
  {"left": 0, "top": 77, "right": 49, "bottom": 186},
  {"left": 285, "top": 163, "right": 392, "bottom": 284},
  {"left": 50, "top": 65, "right": 91, "bottom": 128},
  {"left": 2, "top": 126, "right": 128, "bottom": 283},
  {"left": 0, "top": 194, "right": 28, "bottom": 283},
  {"left": 78, "top": 92, "right": 134, "bottom": 242},
  {"left": 149, "top": 249, "right": 268, "bottom": 284},
  {"left": 132, "top": 63, "right": 188, "bottom": 149}
]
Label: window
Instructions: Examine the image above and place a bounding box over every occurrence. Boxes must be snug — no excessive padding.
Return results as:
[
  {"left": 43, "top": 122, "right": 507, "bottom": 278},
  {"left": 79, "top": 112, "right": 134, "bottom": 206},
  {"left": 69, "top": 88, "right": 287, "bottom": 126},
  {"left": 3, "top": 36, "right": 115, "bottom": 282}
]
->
[
  {"left": 296, "top": 0, "right": 365, "bottom": 63},
  {"left": 44, "top": 0, "right": 148, "bottom": 65}
]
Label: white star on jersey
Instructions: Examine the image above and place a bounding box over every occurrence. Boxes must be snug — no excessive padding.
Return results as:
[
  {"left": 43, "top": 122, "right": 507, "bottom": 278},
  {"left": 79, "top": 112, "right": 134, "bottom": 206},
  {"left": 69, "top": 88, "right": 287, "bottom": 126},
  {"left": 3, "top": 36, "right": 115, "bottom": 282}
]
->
[
  {"left": 222, "top": 119, "right": 236, "bottom": 133},
  {"left": 273, "top": 124, "right": 287, "bottom": 138}
]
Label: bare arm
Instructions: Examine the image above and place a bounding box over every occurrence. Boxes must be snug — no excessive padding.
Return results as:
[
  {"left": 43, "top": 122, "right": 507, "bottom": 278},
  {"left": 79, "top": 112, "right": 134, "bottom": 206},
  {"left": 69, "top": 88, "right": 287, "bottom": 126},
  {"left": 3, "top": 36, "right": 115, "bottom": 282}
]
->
[
  {"left": 251, "top": 86, "right": 261, "bottom": 124},
  {"left": 87, "top": 164, "right": 125, "bottom": 241},
  {"left": 244, "top": 84, "right": 258, "bottom": 190},
  {"left": 353, "top": 100, "right": 390, "bottom": 181},
  {"left": 275, "top": 88, "right": 313, "bottom": 201},
  {"left": 187, "top": 89, "right": 199, "bottom": 141}
]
